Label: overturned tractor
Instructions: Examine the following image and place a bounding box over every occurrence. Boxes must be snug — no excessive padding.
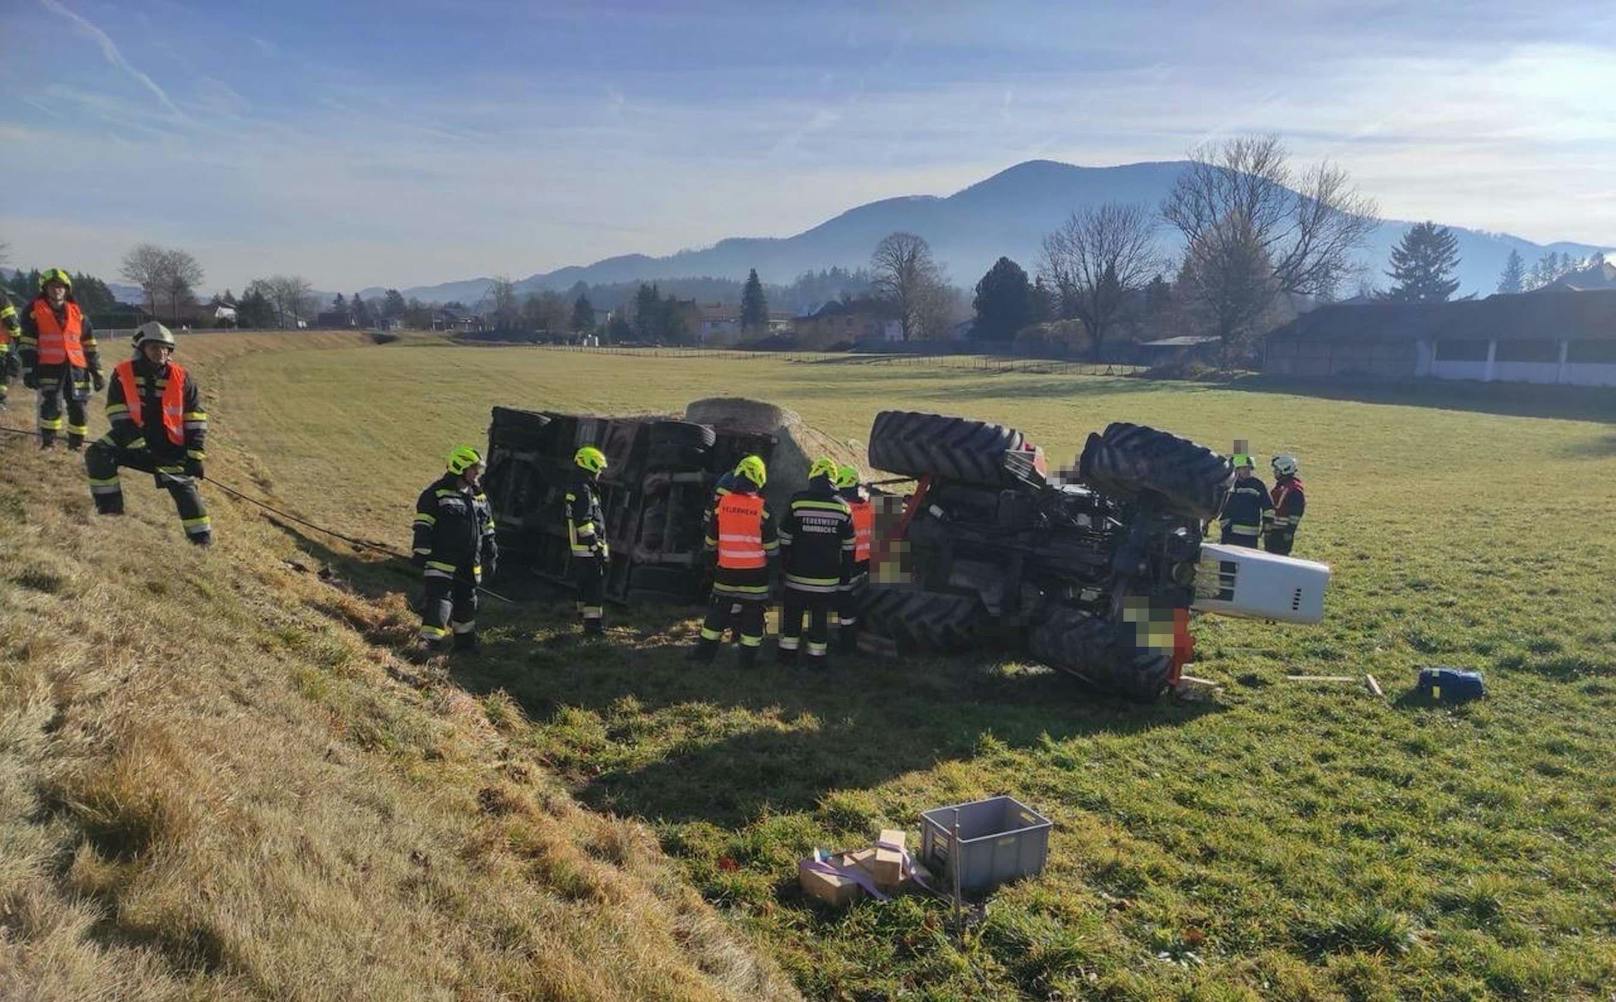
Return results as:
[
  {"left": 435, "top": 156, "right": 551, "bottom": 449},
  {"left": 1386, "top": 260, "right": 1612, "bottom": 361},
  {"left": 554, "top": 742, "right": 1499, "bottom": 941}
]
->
[{"left": 483, "top": 401, "right": 1329, "bottom": 700}]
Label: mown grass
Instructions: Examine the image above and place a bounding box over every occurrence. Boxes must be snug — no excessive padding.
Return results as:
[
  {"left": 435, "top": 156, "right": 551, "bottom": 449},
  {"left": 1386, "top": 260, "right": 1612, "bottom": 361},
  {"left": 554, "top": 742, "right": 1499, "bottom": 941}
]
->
[
  {"left": 10, "top": 333, "right": 1615, "bottom": 1000},
  {"left": 0, "top": 333, "right": 796, "bottom": 1002}
]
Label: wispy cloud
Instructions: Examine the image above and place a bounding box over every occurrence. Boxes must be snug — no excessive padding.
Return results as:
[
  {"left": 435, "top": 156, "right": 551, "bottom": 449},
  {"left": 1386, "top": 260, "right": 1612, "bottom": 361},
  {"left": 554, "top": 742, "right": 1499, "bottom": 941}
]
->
[{"left": 39, "top": 0, "right": 186, "bottom": 121}]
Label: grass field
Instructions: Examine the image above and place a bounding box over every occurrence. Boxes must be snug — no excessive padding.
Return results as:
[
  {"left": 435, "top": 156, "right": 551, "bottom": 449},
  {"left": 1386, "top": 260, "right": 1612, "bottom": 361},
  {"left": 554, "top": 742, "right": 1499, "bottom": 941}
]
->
[{"left": 7, "top": 333, "right": 1616, "bottom": 1000}]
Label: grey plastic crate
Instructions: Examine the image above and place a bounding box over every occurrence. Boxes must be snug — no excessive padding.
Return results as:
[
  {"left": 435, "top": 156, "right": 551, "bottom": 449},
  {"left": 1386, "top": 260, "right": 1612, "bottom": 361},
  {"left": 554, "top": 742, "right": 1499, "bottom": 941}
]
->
[{"left": 920, "top": 796, "right": 1052, "bottom": 894}]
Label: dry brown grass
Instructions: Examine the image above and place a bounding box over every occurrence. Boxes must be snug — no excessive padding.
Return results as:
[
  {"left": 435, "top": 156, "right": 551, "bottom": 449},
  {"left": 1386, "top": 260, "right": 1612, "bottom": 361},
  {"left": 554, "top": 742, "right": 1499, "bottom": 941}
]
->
[{"left": 0, "top": 332, "right": 797, "bottom": 1001}]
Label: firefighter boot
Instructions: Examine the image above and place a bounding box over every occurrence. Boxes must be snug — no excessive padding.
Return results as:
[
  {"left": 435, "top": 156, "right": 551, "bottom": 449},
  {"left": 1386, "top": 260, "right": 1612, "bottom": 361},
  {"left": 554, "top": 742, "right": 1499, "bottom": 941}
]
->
[
  {"left": 687, "top": 638, "right": 719, "bottom": 663},
  {"left": 453, "top": 632, "right": 481, "bottom": 654},
  {"left": 736, "top": 645, "right": 759, "bottom": 670}
]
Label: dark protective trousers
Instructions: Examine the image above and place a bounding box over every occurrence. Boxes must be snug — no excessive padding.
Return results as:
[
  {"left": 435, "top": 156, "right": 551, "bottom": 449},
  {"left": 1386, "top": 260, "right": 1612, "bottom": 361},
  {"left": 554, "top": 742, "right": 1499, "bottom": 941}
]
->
[
  {"left": 778, "top": 587, "right": 832, "bottom": 664},
  {"left": 85, "top": 438, "right": 211, "bottom": 544},
  {"left": 836, "top": 566, "right": 868, "bottom": 651},
  {"left": 573, "top": 553, "right": 605, "bottom": 633},
  {"left": 35, "top": 363, "right": 91, "bottom": 447},
  {"left": 0, "top": 349, "right": 16, "bottom": 405},
  {"left": 1263, "top": 530, "right": 1295, "bottom": 556},
  {"left": 699, "top": 596, "right": 765, "bottom": 661},
  {"left": 1220, "top": 527, "right": 1259, "bottom": 549},
  {"left": 420, "top": 569, "right": 478, "bottom": 645}
]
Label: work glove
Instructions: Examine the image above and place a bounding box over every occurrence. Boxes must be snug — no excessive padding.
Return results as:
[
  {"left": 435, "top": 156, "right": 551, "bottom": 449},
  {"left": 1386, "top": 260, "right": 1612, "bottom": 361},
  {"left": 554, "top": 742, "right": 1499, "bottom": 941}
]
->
[
  {"left": 91, "top": 369, "right": 106, "bottom": 392},
  {"left": 22, "top": 370, "right": 37, "bottom": 390},
  {"left": 184, "top": 457, "right": 205, "bottom": 479}
]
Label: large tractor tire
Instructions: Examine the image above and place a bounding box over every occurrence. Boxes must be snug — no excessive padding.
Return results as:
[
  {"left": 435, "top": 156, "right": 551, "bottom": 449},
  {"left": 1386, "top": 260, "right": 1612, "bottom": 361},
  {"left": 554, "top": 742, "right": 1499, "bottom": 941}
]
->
[
  {"left": 1027, "top": 607, "right": 1175, "bottom": 702},
  {"left": 1078, "top": 422, "right": 1231, "bottom": 521},
  {"left": 867, "top": 410, "right": 1027, "bottom": 488},
  {"left": 858, "top": 585, "right": 991, "bottom": 653}
]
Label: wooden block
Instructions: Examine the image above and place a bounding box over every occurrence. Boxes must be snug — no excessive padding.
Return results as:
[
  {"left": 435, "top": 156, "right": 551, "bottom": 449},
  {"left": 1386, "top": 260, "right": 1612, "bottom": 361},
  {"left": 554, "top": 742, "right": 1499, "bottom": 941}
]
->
[
  {"left": 872, "top": 829, "right": 906, "bottom": 889},
  {"left": 1285, "top": 674, "right": 1356, "bottom": 682},
  {"left": 799, "top": 854, "right": 863, "bottom": 907},
  {"left": 1366, "top": 674, "right": 1385, "bottom": 698}
]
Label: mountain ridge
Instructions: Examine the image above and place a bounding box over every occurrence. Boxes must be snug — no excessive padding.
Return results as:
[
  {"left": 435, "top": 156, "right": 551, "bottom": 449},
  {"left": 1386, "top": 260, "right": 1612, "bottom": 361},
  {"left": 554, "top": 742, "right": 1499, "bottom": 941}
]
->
[{"left": 360, "top": 159, "right": 1610, "bottom": 305}]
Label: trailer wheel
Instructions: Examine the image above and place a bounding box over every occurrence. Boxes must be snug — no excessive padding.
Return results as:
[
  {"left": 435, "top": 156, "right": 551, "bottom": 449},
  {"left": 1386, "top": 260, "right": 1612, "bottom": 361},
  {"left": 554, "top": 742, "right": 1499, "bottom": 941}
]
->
[
  {"left": 867, "top": 410, "right": 1027, "bottom": 488},
  {"left": 646, "top": 420, "right": 717, "bottom": 449},
  {"left": 858, "top": 585, "right": 991, "bottom": 652},
  {"left": 1028, "top": 608, "right": 1175, "bottom": 702}
]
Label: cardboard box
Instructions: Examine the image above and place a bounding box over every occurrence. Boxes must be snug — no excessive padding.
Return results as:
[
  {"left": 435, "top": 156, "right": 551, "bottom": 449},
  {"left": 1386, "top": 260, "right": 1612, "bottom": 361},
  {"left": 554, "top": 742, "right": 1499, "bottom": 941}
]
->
[
  {"left": 871, "top": 829, "right": 906, "bottom": 889},
  {"left": 798, "top": 853, "right": 863, "bottom": 907}
]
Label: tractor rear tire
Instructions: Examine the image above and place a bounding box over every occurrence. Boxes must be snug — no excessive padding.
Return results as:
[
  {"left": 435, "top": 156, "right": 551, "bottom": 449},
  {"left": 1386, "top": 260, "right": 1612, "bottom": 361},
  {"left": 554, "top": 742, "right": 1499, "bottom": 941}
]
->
[
  {"left": 646, "top": 420, "right": 717, "bottom": 450},
  {"left": 867, "top": 410, "right": 1027, "bottom": 488},
  {"left": 857, "top": 585, "right": 991, "bottom": 652},
  {"left": 1078, "top": 421, "right": 1231, "bottom": 521},
  {"left": 1027, "top": 607, "right": 1175, "bottom": 702}
]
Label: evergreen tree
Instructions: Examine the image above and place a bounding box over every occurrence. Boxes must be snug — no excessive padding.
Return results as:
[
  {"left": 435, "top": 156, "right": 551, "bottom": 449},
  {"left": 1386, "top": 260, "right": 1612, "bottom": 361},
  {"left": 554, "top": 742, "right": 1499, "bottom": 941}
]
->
[
  {"left": 237, "top": 288, "right": 274, "bottom": 328},
  {"left": 382, "top": 289, "right": 407, "bottom": 320},
  {"left": 740, "top": 268, "right": 768, "bottom": 331},
  {"left": 1496, "top": 250, "right": 1525, "bottom": 294},
  {"left": 1029, "top": 275, "right": 1056, "bottom": 323},
  {"left": 570, "top": 294, "right": 595, "bottom": 332},
  {"left": 633, "top": 283, "right": 661, "bottom": 339},
  {"left": 970, "top": 256, "right": 1033, "bottom": 341},
  {"left": 351, "top": 294, "right": 370, "bottom": 326},
  {"left": 1527, "top": 254, "right": 1556, "bottom": 291},
  {"left": 1384, "top": 221, "right": 1461, "bottom": 302},
  {"left": 606, "top": 311, "right": 632, "bottom": 342}
]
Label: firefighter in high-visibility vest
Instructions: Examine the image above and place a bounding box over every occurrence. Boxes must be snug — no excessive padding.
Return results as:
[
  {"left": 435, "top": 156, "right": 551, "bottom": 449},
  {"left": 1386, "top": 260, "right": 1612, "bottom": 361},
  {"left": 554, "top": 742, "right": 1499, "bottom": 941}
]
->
[
  {"left": 1218, "top": 453, "right": 1272, "bottom": 548},
  {"left": 1264, "top": 454, "right": 1306, "bottom": 555},
  {"left": 567, "top": 445, "right": 609, "bottom": 636},
  {"left": 19, "top": 269, "right": 103, "bottom": 449},
  {"left": 690, "top": 455, "right": 777, "bottom": 667},
  {"left": 833, "top": 463, "right": 873, "bottom": 654},
  {"left": 412, "top": 445, "right": 498, "bottom": 652},
  {"left": 84, "top": 322, "right": 212, "bottom": 545},
  {"left": 0, "top": 289, "right": 20, "bottom": 410},
  {"left": 777, "top": 457, "right": 854, "bottom": 668}
]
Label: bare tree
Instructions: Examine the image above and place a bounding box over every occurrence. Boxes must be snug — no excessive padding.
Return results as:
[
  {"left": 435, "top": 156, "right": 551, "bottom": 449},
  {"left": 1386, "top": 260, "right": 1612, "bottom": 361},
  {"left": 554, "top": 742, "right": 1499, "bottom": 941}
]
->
[
  {"left": 1040, "top": 203, "right": 1162, "bottom": 359},
  {"left": 248, "top": 275, "right": 316, "bottom": 328},
  {"left": 871, "top": 232, "right": 943, "bottom": 341},
  {"left": 160, "top": 248, "right": 204, "bottom": 323},
  {"left": 1162, "top": 135, "right": 1377, "bottom": 357},
  {"left": 1176, "top": 212, "right": 1280, "bottom": 362},
  {"left": 912, "top": 280, "right": 966, "bottom": 341},
  {"left": 120, "top": 243, "right": 169, "bottom": 315},
  {"left": 487, "top": 276, "right": 520, "bottom": 330}
]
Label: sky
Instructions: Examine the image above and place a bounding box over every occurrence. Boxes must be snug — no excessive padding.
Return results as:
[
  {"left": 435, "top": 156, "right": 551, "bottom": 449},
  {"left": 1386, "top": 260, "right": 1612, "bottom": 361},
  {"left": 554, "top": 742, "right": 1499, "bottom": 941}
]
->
[{"left": 2, "top": 0, "right": 1613, "bottom": 293}]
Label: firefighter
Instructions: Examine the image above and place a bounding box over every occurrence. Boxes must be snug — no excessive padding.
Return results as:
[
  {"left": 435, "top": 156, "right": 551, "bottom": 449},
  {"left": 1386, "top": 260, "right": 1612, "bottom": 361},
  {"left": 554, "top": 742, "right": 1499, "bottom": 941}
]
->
[
  {"left": 567, "top": 445, "right": 609, "bottom": 637},
  {"left": 1264, "top": 454, "right": 1306, "bottom": 556},
  {"left": 20, "top": 269, "right": 103, "bottom": 449},
  {"left": 411, "top": 445, "right": 497, "bottom": 653},
  {"left": 84, "top": 323, "right": 212, "bottom": 544},
  {"left": 699, "top": 465, "right": 745, "bottom": 641},
  {"left": 777, "top": 456, "right": 854, "bottom": 669},
  {"left": 833, "top": 464, "right": 873, "bottom": 654},
  {"left": 690, "top": 455, "right": 777, "bottom": 667},
  {"left": 1218, "top": 453, "right": 1273, "bottom": 549},
  {"left": 0, "top": 289, "right": 21, "bottom": 410}
]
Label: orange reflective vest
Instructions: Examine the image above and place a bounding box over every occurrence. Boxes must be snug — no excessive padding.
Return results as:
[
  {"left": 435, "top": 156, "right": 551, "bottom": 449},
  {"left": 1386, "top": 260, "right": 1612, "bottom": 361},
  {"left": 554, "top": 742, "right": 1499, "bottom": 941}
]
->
[
  {"left": 715, "top": 492, "right": 768, "bottom": 569},
  {"left": 31, "top": 300, "right": 87, "bottom": 366},
  {"left": 115, "top": 359, "right": 188, "bottom": 446},
  {"left": 848, "top": 496, "right": 873, "bottom": 563}
]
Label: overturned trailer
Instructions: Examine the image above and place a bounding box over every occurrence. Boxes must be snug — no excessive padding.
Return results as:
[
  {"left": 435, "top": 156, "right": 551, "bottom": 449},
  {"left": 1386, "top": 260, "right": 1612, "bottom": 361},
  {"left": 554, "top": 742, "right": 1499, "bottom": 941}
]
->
[{"left": 484, "top": 402, "right": 1329, "bottom": 700}]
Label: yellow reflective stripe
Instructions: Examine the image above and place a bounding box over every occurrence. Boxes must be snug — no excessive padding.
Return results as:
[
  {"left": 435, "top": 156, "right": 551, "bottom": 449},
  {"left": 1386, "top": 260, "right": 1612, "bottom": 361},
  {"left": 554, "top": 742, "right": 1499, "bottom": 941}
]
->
[
  {"left": 414, "top": 513, "right": 437, "bottom": 524},
  {"left": 88, "top": 476, "right": 120, "bottom": 486},
  {"left": 186, "top": 449, "right": 205, "bottom": 460},
  {"left": 792, "top": 500, "right": 848, "bottom": 512},
  {"left": 574, "top": 521, "right": 595, "bottom": 535},
  {"left": 105, "top": 404, "right": 129, "bottom": 415},
  {"left": 700, "top": 627, "right": 723, "bottom": 641},
  {"left": 413, "top": 547, "right": 431, "bottom": 555},
  {"left": 425, "top": 560, "right": 457, "bottom": 572},
  {"left": 183, "top": 411, "right": 207, "bottom": 420},
  {"left": 419, "top": 624, "right": 449, "bottom": 639},
  {"left": 182, "top": 516, "right": 211, "bottom": 528}
]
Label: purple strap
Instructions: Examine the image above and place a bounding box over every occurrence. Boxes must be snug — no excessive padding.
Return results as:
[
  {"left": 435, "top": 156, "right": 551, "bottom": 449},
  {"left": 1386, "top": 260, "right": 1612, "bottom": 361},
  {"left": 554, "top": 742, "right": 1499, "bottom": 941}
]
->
[{"left": 802, "top": 858, "right": 891, "bottom": 902}]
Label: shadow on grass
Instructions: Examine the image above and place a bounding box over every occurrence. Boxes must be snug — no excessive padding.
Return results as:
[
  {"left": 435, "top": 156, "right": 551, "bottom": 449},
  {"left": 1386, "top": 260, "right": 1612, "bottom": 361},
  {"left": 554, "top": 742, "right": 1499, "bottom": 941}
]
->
[{"left": 270, "top": 521, "right": 1221, "bottom": 827}]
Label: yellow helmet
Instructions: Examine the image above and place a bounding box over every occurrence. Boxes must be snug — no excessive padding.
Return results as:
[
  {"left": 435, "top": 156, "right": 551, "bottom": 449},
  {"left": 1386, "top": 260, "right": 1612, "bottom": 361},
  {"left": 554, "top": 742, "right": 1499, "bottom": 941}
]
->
[
  {"left": 575, "top": 445, "right": 608, "bottom": 474},
  {"left": 734, "top": 454, "right": 767, "bottom": 489},
  {"left": 446, "top": 445, "right": 484, "bottom": 475},
  {"left": 40, "top": 268, "right": 72, "bottom": 292},
  {"left": 808, "top": 456, "right": 838, "bottom": 481},
  {"left": 833, "top": 464, "right": 859, "bottom": 489}
]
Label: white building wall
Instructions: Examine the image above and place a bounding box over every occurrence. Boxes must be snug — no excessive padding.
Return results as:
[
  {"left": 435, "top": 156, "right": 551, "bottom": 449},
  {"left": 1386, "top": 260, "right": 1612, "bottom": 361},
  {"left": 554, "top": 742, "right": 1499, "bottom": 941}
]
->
[
  {"left": 1430, "top": 359, "right": 1489, "bottom": 380},
  {"left": 1560, "top": 363, "right": 1616, "bottom": 387},
  {"left": 1490, "top": 360, "right": 1562, "bottom": 383}
]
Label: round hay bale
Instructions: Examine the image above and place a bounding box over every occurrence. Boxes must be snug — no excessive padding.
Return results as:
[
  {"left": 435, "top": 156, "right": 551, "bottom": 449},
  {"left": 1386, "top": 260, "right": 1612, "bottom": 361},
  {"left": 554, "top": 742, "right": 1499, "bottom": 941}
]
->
[{"left": 685, "top": 397, "right": 867, "bottom": 503}]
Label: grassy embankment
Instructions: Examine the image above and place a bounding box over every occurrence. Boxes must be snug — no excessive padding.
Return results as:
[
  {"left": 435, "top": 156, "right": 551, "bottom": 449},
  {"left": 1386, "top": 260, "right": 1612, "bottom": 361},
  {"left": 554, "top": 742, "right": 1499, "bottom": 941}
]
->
[
  {"left": 0, "top": 332, "right": 797, "bottom": 1002},
  {"left": 8, "top": 333, "right": 1615, "bottom": 1000}
]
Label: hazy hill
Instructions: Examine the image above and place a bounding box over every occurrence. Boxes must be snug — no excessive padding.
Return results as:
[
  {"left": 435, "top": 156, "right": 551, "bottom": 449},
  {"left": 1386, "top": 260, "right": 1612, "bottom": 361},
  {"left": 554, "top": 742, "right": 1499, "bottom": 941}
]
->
[{"left": 367, "top": 159, "right": 1609, "bottom": 304}]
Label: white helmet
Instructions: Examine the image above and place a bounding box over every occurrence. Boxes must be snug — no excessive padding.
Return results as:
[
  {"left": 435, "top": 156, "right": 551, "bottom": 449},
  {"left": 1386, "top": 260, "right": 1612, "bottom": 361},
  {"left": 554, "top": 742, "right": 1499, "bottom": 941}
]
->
[
  {"left": 1271, "top": 453, "right": 1298, "bottom": 477},
  {"left": 132, "top": 321, "right": 177, "bottom": 349}
]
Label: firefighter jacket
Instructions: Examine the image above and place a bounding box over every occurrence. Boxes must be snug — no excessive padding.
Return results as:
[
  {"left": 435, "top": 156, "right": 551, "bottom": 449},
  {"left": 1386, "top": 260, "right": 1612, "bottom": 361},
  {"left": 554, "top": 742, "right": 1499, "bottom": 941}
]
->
[
  {"left": 839, "top": 484, "right": 873, "bottom": 569},
  {"left": 20, "top": 295, "right": 99, "bottom": 377},
  {"left": 1220, "top": 475, "right": 1274, "bottom": 540},
  {"left": 778, "top": 475, "right": 854, "bottom": 592},
  {"left": 104, "top": 357, "right": 208, "bottom": 463},
  {"left": 0, "top": 292, "right": 18, "bottom": 349},
  {"left": 703, "top": 479, "right": 778, "bottom": 598},
  {"left": 1268, "top": 476, "right": 1306, "bottom": 535},
  {"left": 413, "top": 474, "right": 497, "bottom": 581},
  {"left": 566, "top": 473, "right": 606, "bottom": 558}
]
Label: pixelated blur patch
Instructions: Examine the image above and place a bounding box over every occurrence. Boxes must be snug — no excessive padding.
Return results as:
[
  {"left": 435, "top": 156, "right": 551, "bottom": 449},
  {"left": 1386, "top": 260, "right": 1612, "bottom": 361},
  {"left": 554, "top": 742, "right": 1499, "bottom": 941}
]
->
[{"left": 1121, "top": 596, "right": 1179, "bottom": 652}]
